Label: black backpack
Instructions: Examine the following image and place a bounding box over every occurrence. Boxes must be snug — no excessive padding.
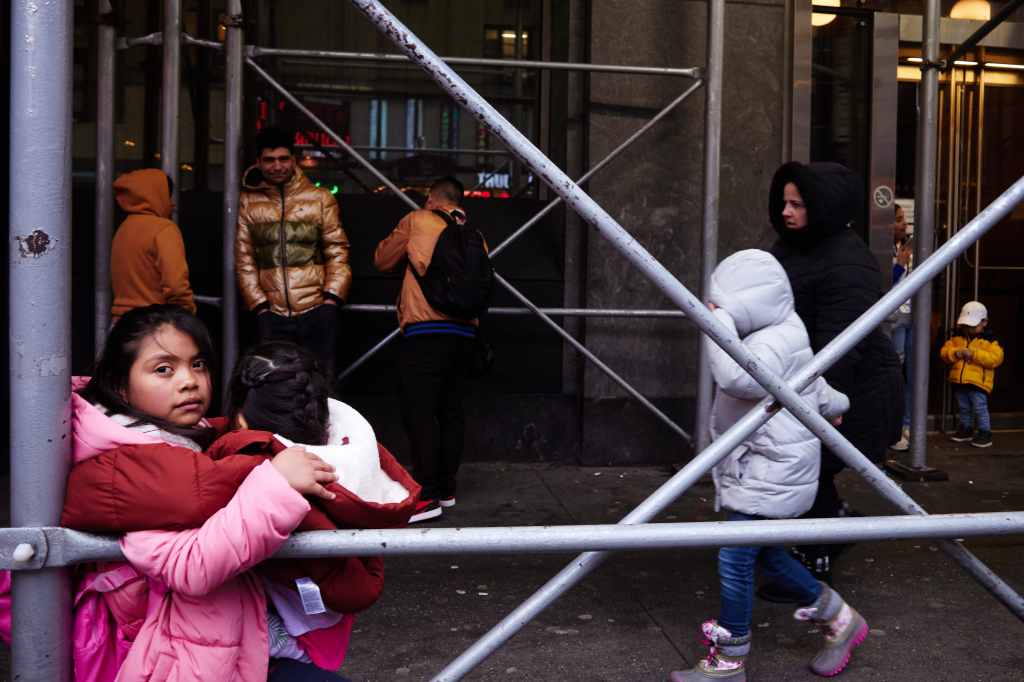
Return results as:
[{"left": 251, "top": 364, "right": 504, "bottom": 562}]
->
[{"left": 410, "top": 209, "right": 494, "bottom": 320}]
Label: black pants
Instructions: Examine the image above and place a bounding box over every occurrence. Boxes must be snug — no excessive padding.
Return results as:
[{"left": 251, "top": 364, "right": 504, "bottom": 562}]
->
[
  {"left": 803, "top": 449, "right": 846, "bottom": 519},
  {"left": 268, "top": 659, "right": 350, "bottom": 681},
  {"left": 397, "top": 333, "right": 472, "bottom": 500},
  {"left": 257, "top": 304, "right": 339, "bottom": 382}
]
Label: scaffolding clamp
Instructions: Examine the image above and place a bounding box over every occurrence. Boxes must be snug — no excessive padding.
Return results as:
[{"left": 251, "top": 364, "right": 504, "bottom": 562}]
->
[
  {"left": 220, "top": 13, "right": 245, "bottom": 29},
  {"left": 0, "top": 528, "right": 48, "bottom": 571}
]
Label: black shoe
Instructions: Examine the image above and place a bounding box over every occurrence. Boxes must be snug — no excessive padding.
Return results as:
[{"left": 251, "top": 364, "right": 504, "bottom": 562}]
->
[
  {"left": 793, "top": 545, "right": 836, "bottom": 585},
  {"left": 971, "top": 430, "right": 993, "bottom": 448},
  {"left": 950, "top": 426, "right": 973, "bottom": 442}
]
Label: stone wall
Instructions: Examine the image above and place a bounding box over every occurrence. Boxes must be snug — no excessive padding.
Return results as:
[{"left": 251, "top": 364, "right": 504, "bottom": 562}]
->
[{"left": 576, "top": 0, "right": 788, "bottom": 463}]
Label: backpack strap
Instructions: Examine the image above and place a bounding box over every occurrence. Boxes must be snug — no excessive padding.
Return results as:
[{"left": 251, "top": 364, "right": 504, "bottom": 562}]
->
[
  {"left": 409, "top": 209, "right": 460, "bottom": 287},
  {"left": 431, "top": 208, "right": 458, "bottom": 228}
]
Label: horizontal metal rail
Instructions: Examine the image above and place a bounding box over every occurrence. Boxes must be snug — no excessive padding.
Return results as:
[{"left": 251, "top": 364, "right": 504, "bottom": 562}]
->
[
  {"left": 3, "top": 512, "right": 1021, "bottom": 570},
  {"left": 248, "top": 45, "right": 701, "bottom": 78},
  {"left": 182, "top": 32, "right": 222, "bottom": 50},
  {"left": 192, "top": 297, "right": 687, "bottom": 319},
  {"left": 347, "top": 305, "right": 686, "bottom": 318},
  {"left": 116, "top": 31, "right": 161, "bottom": 49},
  {"left": 296, "top": 142, "right": 512, "bottom": 155}
]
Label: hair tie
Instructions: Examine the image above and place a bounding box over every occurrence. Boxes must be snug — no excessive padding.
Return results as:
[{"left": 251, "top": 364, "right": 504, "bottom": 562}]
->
[{"left": 240, "top": 356, "right": 276, "bottom": 388}]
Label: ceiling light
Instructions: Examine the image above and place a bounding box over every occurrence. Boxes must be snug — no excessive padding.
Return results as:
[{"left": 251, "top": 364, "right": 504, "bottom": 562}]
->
[
  {"left": 950, "top": 0, "right": 991, "bottom": 20},
  {"left": 812, "top": 0, "right": 840, "bottom": 28},
  {"left": 985, "top": 62, "right": 1024, "bottom": 71}
]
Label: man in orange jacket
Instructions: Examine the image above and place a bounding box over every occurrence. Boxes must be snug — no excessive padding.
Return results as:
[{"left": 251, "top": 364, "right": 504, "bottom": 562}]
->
[{"left": 373, "top": 177, "right": 482, "bottom": 523}]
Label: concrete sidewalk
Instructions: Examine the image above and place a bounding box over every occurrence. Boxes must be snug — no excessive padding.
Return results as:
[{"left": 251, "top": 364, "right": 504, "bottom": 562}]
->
[
  {"left": 1, "top": 433, "right": 1023, "bottom": 680},
  {"left": 339, "top": 433, "right": 1024, "bottom": 681}
]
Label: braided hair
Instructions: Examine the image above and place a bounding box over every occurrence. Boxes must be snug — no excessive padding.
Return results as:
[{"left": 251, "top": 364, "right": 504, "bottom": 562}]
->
[{"left": 226, "top": 341, "right": 331, "bottom": 445}]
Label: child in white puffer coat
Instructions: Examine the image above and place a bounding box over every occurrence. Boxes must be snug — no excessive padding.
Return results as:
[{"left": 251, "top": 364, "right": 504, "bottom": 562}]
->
[{"left": 670, "top": 250, "right": 867, "bottom": 682}]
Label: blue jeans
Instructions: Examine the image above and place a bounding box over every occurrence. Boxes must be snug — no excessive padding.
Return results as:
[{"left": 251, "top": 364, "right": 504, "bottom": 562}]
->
[
  {"left": 955, "top": 386, "right": 990, "bottom": 432},
  {"left": 718, "top": 512, "right": 823, "bottom": 637},
  {"left": 892, "top": 322, "right": 913, "bottom": 428}
]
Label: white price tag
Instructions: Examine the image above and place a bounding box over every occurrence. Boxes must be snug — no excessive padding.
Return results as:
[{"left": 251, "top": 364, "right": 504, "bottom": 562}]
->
[{"left": 295, "top": 577, "right": 327, "bottom": 615}]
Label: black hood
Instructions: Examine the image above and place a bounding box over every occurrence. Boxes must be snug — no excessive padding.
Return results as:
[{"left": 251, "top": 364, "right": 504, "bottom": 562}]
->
[{"left": 769, "top": 161, "right": 863, "bottom": 249}]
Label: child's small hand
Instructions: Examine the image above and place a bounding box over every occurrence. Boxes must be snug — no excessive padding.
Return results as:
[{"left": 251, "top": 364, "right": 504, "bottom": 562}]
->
[
  {"left": 831, "top": 415, "right": 843, "bottom": 427},
  {"left": 962, "top": 349, "right": 973, "bottom": 361},
  {"left": 272, "top": 446, "right": 338, "bottom": 500}
]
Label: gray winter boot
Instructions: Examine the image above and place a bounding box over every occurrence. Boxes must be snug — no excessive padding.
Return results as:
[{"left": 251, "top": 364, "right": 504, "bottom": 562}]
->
[
  {"left": 668, "top": 620, "right": 749, "bottom": 681},
  {"left": 794, "top": 582, "right": 869, "bottom": 677}
]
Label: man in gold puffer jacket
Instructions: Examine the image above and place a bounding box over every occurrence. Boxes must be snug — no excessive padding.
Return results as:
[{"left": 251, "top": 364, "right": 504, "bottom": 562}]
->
[{"left": 235, "top": 127, "right": 351, "bottom": 379}]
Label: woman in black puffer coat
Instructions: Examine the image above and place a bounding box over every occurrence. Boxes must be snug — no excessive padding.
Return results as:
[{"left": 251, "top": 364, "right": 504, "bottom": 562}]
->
[{"left": 768, "top": 161, "right": 904, "bottom": 581}]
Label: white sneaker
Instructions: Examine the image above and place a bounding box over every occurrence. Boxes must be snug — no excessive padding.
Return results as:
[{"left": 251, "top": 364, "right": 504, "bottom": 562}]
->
[{"left": 889, "top": 427, "right": 910, "bottom": 452}]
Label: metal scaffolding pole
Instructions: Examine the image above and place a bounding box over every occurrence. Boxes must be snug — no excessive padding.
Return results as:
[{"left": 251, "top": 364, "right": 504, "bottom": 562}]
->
[
  {"left": 249, "top": 45, "right": 701, "bottom": 78},
  {"left": 9, "top": 0, "right": 75, "bottom": 678},
  {"left": 161, "top": 0, "right": 181, "bottom": 214},
  {"left": 221, "top": 2, "right": 243, "bottom": 383},
  {"left": 694, "top": 0, "right": 725, "bottom": 453},
  {"left": 3, "top": 512, "right": 1023, "bottom": 568},
  {"left": 908, "top": 0, "right": 941, "bottom": 474},
  {"left": 117, "top": 31, "right": 162, "bottom": 49},
  {"left": 344, "top": 3, "right": 1024, "bottom": 676},
  {"left": 94, "top": 0, "right": 116, "bottom": 350},
  {"left": 345, "top": 305, "right": 688, "bottom": 318}
]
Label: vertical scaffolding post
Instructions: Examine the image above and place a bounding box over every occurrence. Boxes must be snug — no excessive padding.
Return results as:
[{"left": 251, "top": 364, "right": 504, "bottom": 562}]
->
[
  {"left": 694, "top": 0, "right": 725, "bottom": 453},
  {"left": 94, "top": 1, "right": 116, "bottom": 350},
  {"left": 221, "top": 1, "right": 243, "bottom": 380},
  {"left": 8, "top": 1, "right": 75, "bottom": 679},
  {"left": 907, "top": 0, "right": 943, "bottom": 475},
  {"left": 161, "top": 0, "right": 181, "bottom": 214}
]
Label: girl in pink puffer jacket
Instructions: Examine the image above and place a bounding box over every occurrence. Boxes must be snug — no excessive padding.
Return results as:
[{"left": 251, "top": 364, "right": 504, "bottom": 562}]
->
[{"left": 73, "top": 305, "right": 343, "bottom": 682}]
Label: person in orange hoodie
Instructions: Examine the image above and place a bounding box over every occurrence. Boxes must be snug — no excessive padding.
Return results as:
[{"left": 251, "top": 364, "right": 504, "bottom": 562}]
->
[{"left": 110, "top": 168, "right": 195, "bottom": 323}]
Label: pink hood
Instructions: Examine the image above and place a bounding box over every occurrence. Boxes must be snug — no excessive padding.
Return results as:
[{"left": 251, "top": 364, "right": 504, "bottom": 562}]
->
[{"left": 71, "top": 377, "right": 163, "bottom": 463}]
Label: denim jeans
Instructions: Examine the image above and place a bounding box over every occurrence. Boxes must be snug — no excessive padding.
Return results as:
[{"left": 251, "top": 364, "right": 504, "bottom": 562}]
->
[
  {"left": 718, "top": 512, "right": 823, "bottom": 637},
  {"left": 955, "top": 386, "right": 991, "bottom": 432},
  {"left": 891, "top": 322, "right": 913, "bottom": 428}
]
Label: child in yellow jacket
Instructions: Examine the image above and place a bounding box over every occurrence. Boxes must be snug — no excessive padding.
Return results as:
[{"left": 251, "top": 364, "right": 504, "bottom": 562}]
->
[{"left": 940, "top": 301, "right": 1004, "bottom": 448}]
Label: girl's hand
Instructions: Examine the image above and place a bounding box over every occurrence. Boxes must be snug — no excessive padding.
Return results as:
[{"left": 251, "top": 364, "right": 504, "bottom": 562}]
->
[
  {"left": 831, "top": 415, "right": 843, "bottom": 427},
  {"left": 272, "top": 446, "right": 338, "bottom": 500}
]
